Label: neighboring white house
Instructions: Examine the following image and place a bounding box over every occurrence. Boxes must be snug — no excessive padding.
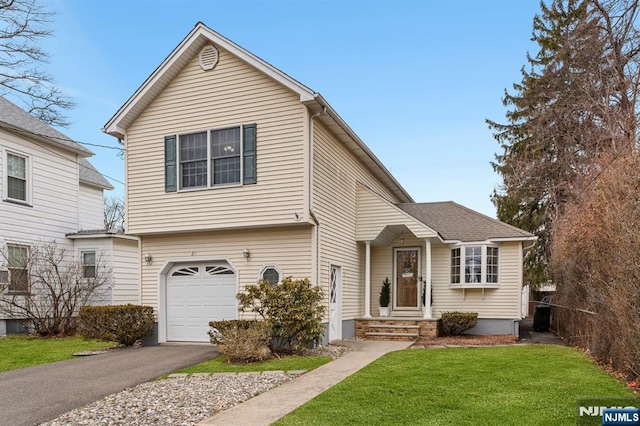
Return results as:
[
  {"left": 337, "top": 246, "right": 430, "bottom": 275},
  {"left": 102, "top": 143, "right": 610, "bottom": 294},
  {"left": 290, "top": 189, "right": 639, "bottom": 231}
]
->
[
  {"left": 0, "top": 96, "right": 139, "bottom": 335},
  {"left": 103, "top": 23, "right": 535, "bottom": 344}
]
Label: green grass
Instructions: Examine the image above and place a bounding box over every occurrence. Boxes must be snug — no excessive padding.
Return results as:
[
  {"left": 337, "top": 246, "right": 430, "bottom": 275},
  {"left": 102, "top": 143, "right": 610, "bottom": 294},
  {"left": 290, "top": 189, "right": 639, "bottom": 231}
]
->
[
  {"left": 275, "top": 345, "right": 637, "bottom": 426},
  {"left": 0, "top": 335, "right": 116, "bottom": 372},
  {"left": 169, "top": 354, "right": 332, "bottom": 375}
]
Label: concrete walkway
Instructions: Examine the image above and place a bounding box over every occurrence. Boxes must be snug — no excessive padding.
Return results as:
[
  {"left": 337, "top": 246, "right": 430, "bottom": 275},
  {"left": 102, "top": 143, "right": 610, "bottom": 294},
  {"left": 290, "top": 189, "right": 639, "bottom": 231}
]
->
[
  {"left": 0, "top": 344, "right": 217, "bottom": 426},
  {"left": 518, "top": 316, "right": 567, "bottom": 345},
  {"left": 198, "top": 340, "right": 411, "bottom": 426}
]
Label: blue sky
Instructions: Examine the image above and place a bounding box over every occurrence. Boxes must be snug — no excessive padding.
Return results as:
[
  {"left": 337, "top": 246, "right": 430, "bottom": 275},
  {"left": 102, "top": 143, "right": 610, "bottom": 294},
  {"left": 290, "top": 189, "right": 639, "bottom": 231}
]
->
[{"left": 38, "top": 0, "right": 541, "bottom": 217}]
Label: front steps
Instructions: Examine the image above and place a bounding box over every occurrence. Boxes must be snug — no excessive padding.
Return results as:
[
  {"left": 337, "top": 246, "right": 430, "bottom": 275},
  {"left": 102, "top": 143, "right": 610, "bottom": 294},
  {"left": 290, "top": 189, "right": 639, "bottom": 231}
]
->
[{"left": 355, "top": 318, "right": 439, "bottom": 342}]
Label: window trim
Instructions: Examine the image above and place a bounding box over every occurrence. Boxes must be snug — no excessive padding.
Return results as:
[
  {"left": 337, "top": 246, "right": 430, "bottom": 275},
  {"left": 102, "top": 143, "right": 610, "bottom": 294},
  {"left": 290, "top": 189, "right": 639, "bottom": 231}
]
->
[
  {"left": 81, "top": 250, "right": 97, "bottom": 279},
  {"left": 6, "top": 243, "right": 30, "bottom": 294},
  {"left": 449, "top": 244, "right": 500, "bottom": 289},
  {"left": 3, "top": 149, "right": 32, "bottom": 205},
  {"left": 174, "top": 123, "right": 255, "bottom": 192},
  {"left": 259, "top": 264, "right": 282, "bottom": 285}
]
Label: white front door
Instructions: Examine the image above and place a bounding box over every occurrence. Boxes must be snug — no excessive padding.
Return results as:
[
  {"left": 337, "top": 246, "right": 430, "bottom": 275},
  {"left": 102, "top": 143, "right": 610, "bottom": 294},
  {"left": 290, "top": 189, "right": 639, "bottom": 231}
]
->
[
  {"left": 394, "top": 247, "right": 421, "bottom": 310},
  {"left": 328, "top": 265, "right": 342, "bottom": 341}
]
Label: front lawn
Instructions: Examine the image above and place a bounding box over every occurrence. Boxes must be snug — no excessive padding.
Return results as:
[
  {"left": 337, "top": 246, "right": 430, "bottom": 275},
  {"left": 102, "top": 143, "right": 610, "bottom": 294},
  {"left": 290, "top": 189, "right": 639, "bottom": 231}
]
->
[
  {"left": 170, "top": 354, "right": 332, "bottom": 375},
  {"left": 0, "top": 335, "right": 116, "bottom": 373},
  {"left": 276, "top": 345, "right": 637, "bottom": 426}
]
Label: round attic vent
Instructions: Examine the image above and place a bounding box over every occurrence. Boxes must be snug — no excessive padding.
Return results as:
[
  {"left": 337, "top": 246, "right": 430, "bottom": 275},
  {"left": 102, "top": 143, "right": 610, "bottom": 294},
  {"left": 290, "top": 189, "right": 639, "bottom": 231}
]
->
[{"left": 199, "top": 44, "right": 219, "bottom": 71}]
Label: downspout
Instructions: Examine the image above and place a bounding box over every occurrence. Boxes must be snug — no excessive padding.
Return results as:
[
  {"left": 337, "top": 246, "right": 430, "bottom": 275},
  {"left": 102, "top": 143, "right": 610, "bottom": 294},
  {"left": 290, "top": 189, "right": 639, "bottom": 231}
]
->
[{"left": 309, "top": 107, "right": 326, "bottom": 288}]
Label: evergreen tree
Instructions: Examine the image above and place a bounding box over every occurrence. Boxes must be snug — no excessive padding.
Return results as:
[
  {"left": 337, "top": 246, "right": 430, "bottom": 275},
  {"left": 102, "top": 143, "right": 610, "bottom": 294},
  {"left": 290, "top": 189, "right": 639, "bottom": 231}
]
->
[{"left": 487, "top": 0, "right": 635, "bottom": 286}]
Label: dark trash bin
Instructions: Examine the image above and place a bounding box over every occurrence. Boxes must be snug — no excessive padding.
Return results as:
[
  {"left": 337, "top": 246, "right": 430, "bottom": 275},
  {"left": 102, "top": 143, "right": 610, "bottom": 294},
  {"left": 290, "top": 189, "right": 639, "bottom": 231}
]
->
[{"left": 534, "top": 305, "right": 551, "bottom": 332}]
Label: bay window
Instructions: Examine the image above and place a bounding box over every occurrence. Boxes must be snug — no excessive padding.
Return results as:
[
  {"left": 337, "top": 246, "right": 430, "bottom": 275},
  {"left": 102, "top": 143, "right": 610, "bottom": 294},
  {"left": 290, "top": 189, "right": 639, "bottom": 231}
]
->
[{"left": 450, "top": 245, "right": 499, "bottom": 287}]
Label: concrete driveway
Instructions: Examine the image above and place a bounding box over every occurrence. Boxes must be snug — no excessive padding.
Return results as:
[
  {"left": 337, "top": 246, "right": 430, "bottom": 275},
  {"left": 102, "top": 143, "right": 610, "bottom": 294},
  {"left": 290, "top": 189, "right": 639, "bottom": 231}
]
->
[{"left": 0, "top": 344, "right": 217, "bottom": 426}]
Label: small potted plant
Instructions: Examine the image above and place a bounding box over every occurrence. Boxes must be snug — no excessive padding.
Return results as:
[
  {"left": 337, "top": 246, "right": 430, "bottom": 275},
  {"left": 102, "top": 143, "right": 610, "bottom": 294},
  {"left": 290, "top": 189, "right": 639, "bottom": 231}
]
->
[{"left": 379, "top": 277, "right": 391, "bottom": 317}]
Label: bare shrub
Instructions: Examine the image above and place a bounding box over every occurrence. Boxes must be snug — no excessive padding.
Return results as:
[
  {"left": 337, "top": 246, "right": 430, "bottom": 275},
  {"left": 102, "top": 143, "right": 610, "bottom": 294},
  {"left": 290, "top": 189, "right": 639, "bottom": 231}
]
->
[
  {"left": 552, "top": 151, "right": 640, "bottom": 378},
  {"left": 0, "top": 240, "right": 111, "bottom": 336},
  {"left": 209, "top": 320, "right": 272, "bottom": 363}
]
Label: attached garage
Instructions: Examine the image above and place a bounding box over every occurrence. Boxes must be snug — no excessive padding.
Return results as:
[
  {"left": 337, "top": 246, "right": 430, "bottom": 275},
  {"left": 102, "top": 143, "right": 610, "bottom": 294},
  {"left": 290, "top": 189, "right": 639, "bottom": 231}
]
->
[{"left": 165, "top": 261, "right": 237, "bottom": 342}]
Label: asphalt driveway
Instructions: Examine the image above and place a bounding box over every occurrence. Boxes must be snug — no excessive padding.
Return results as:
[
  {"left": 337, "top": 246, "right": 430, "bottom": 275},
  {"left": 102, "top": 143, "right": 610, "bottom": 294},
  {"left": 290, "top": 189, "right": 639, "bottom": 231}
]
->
[{"left": 0, "top": 344, "right": 217, "bottom": 426}]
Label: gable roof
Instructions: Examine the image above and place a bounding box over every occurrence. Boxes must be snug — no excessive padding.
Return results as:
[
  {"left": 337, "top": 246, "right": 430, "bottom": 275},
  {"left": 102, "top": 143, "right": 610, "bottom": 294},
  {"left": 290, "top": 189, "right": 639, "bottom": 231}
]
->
[
  {"left": 397, "top": 201, "right": 534, "bottom": 242},
  {"left": 79, "top": 157, "right": 114, "bottom": 190},
  {"left": 0, "top": 96, "right": 93, "bottom": 156},
  {"left": 102, "top": 22, "right": 413, "bottom": 204}
]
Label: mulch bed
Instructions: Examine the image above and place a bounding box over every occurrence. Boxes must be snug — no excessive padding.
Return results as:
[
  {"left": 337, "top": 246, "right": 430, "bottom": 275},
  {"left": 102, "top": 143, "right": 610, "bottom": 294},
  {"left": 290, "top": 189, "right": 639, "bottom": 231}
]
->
[{"left": 413, "top": 334, "right": 518, "bottom": 348}]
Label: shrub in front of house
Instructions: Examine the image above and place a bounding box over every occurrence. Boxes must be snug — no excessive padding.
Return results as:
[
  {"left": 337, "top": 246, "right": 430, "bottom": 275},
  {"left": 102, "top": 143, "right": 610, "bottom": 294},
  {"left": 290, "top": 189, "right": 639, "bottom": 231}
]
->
[
  {"left": 441, "top": 312, "right": 478, "bottom": 336},
  {"left": 237, "top": 277, "right": 326, "bottom": 352},
  {"left": 77, "top": 304, "right": 154, "bottom": 346},
  {"left": 208, "top": 319, "right": 272, "bottom": 363}
]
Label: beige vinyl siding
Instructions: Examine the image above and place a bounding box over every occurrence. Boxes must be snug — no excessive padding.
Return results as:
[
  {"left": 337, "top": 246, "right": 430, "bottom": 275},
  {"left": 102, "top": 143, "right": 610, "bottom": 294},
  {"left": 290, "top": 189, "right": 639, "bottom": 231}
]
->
[
  {"left": 140, "top": 226, "right": 312, "bottom": 312},
  {"left": 78, "top": 183, "right": 104, "bottom": 230},
  {"left": 431, "top": 241, "right": 523, "bottom": 319},
  {"left": 356, "top": 184, "right": 437, "bottom": 242},
  {"left": 1, "top": 129, "right": 80, "bottom": 244},
  {"left": 125, "top": 47, "right": 307, "bottom": 235},
  {"left": 312, "top": 122, "right": 405, "bottom": 319},
  {"left": 112, "top": 238, "right": 140, "bottom": 304}
]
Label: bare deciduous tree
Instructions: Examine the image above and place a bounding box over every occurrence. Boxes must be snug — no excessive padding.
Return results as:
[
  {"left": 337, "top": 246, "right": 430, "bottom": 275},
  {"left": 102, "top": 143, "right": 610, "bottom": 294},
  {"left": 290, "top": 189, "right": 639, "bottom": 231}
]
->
[
  {"left": 0, "top": 240, "right": 112, "bottom": 335},
  {"left": 0, "top": 0, "right": 74, "bottom": 127},
  {"left": 103, "top": 195, "right": 125, "bottom": 231}
]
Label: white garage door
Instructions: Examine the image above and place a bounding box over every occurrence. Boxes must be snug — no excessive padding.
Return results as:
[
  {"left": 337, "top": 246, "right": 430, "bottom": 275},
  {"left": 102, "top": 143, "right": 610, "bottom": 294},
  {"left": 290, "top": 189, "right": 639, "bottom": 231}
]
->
[{"left": 166, "top": 261, "right": 237, "bottom": 342}]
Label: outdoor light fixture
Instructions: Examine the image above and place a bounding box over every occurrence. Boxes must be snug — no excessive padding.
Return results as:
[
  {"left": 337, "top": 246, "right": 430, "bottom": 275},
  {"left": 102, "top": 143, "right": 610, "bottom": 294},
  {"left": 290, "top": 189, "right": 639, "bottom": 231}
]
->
[
  {"left": 242, "top": 248, "right": 250, "bottom": 262},
  {"left": 143, "top": 252, "right": 153, "bottom": 266},
  {"left": 400, "top": 230, "right": 405, "bottom": 245}
]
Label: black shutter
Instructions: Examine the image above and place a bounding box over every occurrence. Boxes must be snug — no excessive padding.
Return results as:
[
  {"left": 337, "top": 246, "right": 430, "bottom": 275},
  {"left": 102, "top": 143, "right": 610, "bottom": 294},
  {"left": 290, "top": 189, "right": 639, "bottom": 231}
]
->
[
  {"left": 164, "top": 135, "right": 177, "bottom": 192},
  {"left": 243, "top": 124, "right": 257, "bottom": 184}
]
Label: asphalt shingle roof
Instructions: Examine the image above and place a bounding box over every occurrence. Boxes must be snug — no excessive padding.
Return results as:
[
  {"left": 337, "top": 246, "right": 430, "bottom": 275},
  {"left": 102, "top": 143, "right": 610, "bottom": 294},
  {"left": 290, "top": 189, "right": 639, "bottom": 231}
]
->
[
  {"left": 79, "top": 157, "right": 114, "bottom": 190},
  {"left": 397, "top": 201, "right": 533, "bottom": 242},
  {"left": 0, "top": 97, "right": 92, "bottom": 156}
]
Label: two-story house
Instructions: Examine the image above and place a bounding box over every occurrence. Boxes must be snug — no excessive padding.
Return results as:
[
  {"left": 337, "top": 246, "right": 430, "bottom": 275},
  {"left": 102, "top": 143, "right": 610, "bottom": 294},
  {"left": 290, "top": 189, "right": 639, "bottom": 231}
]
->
[
  {"left": 0, "top": 96, "right": 139, "bottom": 335},
  {"left": 103, "top": 23, "right": 534, "bottom": 344}
]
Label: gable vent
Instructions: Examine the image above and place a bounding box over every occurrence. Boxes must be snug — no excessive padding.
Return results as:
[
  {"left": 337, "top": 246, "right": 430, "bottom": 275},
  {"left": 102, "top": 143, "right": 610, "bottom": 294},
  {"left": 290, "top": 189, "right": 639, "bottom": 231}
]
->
[{"left": 199, "top": 44, "right": 219, "bottom": 71}]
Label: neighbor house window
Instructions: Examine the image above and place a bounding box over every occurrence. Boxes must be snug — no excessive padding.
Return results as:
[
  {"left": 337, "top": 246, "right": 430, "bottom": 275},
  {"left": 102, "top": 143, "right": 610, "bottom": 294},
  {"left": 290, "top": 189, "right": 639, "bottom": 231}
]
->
[
  {"left": 7, "top": 244, "right": 29, "bottom": 293},
  {"left": 82, "top": 251, "right": 96, "bottom": 279},
  {"left": 6, "top": 152, "right": 29, "bottom": 202},
  {"left": 450, "top": 245, "right": 499, "bottom": 286},
  {"left": 260, "top": 265, "right": 281, "bottom": 285},
  {"left": 166, "top": 124, "right": 257, "bottom": 192}
]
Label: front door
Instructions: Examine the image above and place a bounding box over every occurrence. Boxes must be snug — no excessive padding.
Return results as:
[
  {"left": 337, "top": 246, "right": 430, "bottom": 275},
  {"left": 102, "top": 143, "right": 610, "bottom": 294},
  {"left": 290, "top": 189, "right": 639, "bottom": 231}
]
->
[
  {"left": 329, "top": 265, "right": 342, "bottom": 341},
  {"left": 394, "top": 247, "right": 421, "bottom": 309}
]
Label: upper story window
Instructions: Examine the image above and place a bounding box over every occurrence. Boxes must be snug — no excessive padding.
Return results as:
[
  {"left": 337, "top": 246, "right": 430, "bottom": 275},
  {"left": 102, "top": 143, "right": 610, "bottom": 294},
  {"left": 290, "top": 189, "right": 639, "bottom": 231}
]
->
[
  {"left": 4, "top": 151, "right": 30, "bottom": 204},
  {"left": 164, "top": 123, "right": 257, "bottom": 192},
  {"left": 7, "top": 244, "right": 29, "bottom": 294},
  {"left": 450, "top": 245, "right": 499, "bottom": 287},
  {"left": 81, "top": 251, "right": 96, "bottom": 279}
]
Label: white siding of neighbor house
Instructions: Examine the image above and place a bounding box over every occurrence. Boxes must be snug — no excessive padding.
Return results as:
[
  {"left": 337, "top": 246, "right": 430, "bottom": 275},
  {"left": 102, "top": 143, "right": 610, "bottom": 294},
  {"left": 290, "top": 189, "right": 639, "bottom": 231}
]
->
[
  {"left": 0, "top": 129, "right": 79, "bottom": 247},
  {"left": 312, "top": 122, "right": 405, "bottom": 320},
  {"left": 124, "top": 46, "right": 307, "bottom": 235},
  {"left": 139, "top": 226, "right": 312, "bottom": 313},
  {"left": 431, "top": 241, "right": 523, "bottom": 319},
  {"left": 72, "top": 238, "right": 114, "bottom": 305},
  {"left": 78, "top": 183, "right": 104, "bottom": 230},
  {"left": 112, "top": 238, "right": 141, "bottom": 305}
]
